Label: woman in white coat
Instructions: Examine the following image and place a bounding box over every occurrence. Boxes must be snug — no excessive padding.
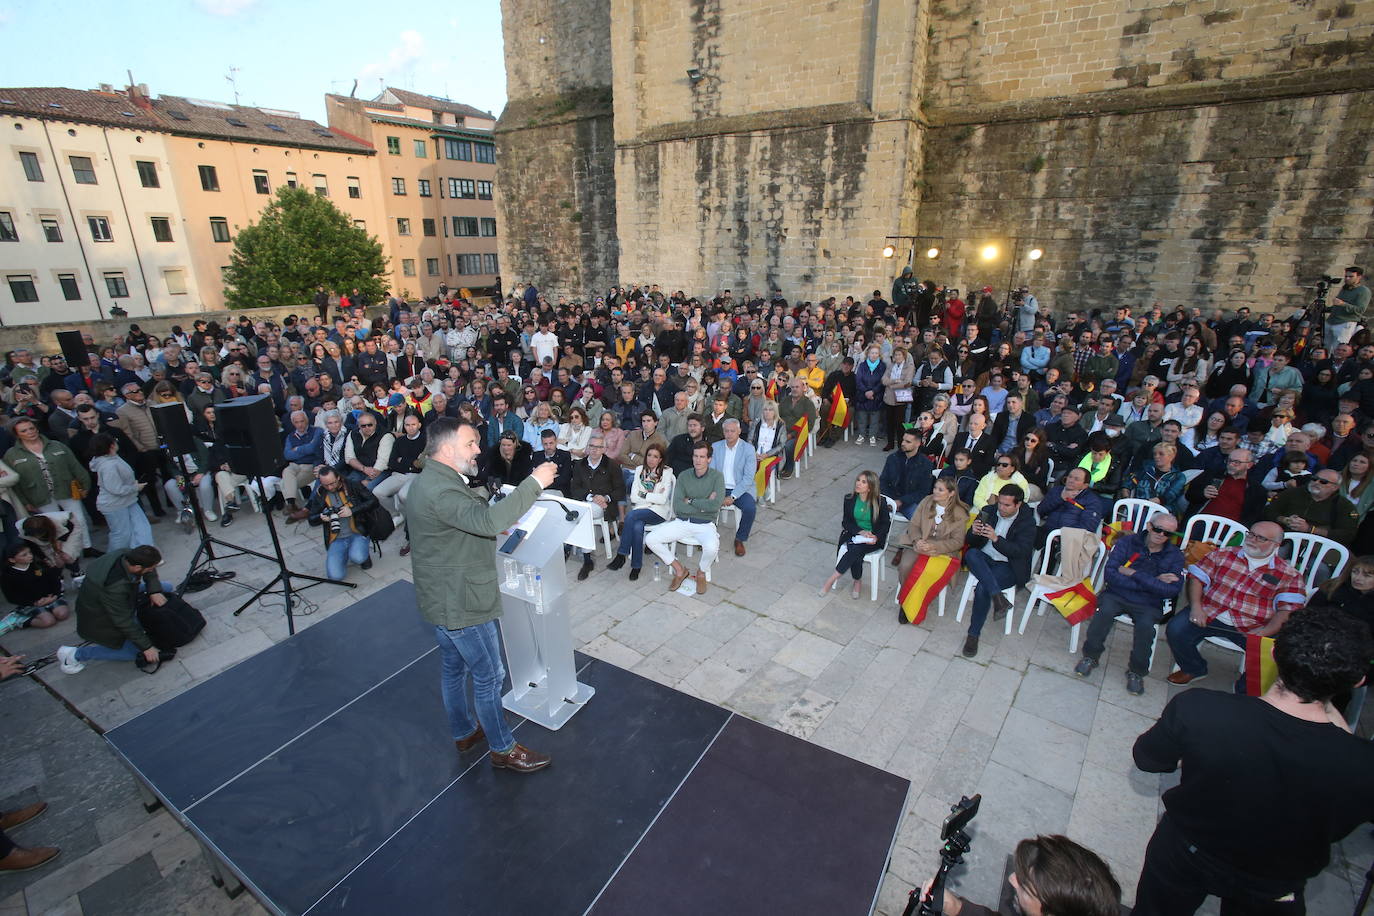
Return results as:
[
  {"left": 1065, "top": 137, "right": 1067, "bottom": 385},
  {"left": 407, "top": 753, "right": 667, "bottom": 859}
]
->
[{"left": 605, "top": 442, "right": 674, "bottom": 581}]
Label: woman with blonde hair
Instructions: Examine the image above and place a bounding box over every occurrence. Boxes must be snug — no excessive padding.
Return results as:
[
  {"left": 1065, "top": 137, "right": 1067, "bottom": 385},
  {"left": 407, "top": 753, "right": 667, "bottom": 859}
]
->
[
  {"left": 819, "top": 470, "right": 891, "bottom": 598},
  {"left": 892, "top": 475, "right": 971, "bottom": 590}
]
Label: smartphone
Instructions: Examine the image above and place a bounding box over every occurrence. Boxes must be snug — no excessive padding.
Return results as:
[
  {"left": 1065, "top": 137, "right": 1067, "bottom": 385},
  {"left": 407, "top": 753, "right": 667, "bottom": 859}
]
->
[
  {"left": 1209, "top": 478, "right": 1223, "bottom": 489},
  {"left": 499, "top": 528, "right": 527, "bottom": 555}
]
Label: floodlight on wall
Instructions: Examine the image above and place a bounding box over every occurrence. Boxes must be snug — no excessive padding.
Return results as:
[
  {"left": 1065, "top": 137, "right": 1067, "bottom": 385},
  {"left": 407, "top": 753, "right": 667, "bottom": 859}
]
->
[
  {"left": 980, "top": 244, "right": 1000, "bottom": 261},
  {"left": 926, "top": 247, "right": 940, "bottom": 259},
  {"left": 687, "top": 68, "right": 704, "bottom": 84},
  {"left": 1028, "top": 248, "right": 1044, "bottom": 260},
  {"left": 882, "top": 245, "right": 896, "bottom": 258}
]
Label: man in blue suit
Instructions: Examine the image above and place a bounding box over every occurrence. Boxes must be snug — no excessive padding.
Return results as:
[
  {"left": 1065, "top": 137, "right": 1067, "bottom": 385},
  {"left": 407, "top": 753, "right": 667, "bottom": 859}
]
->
[{"left": 710, "top": 418, "right": 758, "bottom": 557}]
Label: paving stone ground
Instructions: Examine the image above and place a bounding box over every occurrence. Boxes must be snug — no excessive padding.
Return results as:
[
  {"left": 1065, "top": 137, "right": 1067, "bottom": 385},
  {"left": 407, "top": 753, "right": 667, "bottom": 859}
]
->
[{"left": 1, "top": 440, "right": 1370, "bottom": 914}]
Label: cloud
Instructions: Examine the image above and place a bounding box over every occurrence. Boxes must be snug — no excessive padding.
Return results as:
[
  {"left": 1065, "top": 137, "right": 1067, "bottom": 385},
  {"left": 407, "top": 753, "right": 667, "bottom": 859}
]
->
[
  {"left": 360, "top": 30, "right": 426, "bottom": 81},
  {"left": 195, "top": 0, "right": 257, "bottom": 16}
]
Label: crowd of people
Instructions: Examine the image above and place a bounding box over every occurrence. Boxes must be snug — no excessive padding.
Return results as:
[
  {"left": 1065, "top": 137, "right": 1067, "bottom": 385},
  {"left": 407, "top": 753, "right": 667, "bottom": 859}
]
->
[{"left": 1, "top": 272, "right": 1373, "bottom": 913}]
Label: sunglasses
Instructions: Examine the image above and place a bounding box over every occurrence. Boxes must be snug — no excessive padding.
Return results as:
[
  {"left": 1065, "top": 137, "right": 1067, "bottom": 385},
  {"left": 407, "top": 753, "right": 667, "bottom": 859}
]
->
[
  {"left": 996, "top": 461, "right": 1012, "bottom": 468},
  {"left": 1147, "top": 524, "right": 1174, "bottom": 535}
]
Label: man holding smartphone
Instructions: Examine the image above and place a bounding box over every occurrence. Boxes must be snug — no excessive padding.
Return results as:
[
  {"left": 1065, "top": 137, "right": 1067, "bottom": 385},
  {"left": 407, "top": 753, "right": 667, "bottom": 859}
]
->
[{"left": 961, "top": 485, "right": 1036, "bottom": 658}]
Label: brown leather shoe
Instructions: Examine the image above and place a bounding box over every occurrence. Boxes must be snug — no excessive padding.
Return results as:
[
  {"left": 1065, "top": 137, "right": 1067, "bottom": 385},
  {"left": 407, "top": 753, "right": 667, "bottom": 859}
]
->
[
  {"left": 455, "top": 727, "right": 485, "bottom": 753},
  {"left": 669, "top": 563, "right": 688, "bottom": 592},
  {"left": 490, "top": 742, "right": 551, "bottom": 773},
  {"left": 0, "top": 845, "right": 60, "bottom": 872},
  {"left": 286, "top": 507, "right": 309, "bottom": 522},
  {"left": 695, "top": 571, "right": 708, "bottom": 595},
  {"left": 0, "top": 801, "right": 47, "bottom": 831},
  {"left": 734, "top": 539, "right": 746, "bottom": 556},
  {"left": 1167, "top": 670, "right": 1206, "bottom": 686}
]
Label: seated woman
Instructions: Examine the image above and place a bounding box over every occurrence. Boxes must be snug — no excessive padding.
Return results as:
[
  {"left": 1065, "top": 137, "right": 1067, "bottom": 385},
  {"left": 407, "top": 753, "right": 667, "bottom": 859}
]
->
[
  {"left": 1307, "top": 555, "right": 1374, "bottom": 726},
  {"left": 972, "top": 451, "right": 1032, "bottom": 509},
  {"left": 819, "top": 470, "right": 892, "bottom": 598},
  {"left": 1018, "top": 427, "right": 1053, "bottom": 498},
  {"left": 748, "top": 401, "right": 787, "bottom": 460},
  {"left": 1125, "top": 442, "right": 1187, "bottom": 517},
  {"left": 607, "top": 443, "right": 674, "bottom": 580},
  {"left": 892, "top": 475, "right": 972, "bottom": 594},
  {"left": 558, "top": 406, "right": 593, "bottom": 458},
  {"left": 0, "top": 542, "right": 70, "bottom": 633}
]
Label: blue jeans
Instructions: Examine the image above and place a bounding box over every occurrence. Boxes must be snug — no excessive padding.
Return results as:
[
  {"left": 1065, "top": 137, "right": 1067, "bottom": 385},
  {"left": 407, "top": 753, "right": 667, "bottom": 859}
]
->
[
  {"left": 326, "top": 533, "right": 370, "bottom": 579},
  {"left": 1165, "top": 613, "right": 1245, "bottom": 678},
  {"left": 729, "top": 492, "right": 757, "bottom": 542},
  {"left": 617, "top": 508, "right": 665, "bottom": 568},
  {"left": 963, "top": 547, "right": 1015, "bottom": 637},
  {"left": 621, "top": 467, "right": 635, "bottom": 498},
  {"left": 104, "top": 503, "right": 154, "bottom": 551},
  {"left": 346, "top": 470, "right": 390, "bottom": 492},
  {"left": 434, "top": 621, "right": 515, "bottom": 754},
  {"left": 75, "top": 639, "right": 139, "bottom": 662},
  {"left": 1082, "top": 591, "right": 1162, "bottom": 676}
]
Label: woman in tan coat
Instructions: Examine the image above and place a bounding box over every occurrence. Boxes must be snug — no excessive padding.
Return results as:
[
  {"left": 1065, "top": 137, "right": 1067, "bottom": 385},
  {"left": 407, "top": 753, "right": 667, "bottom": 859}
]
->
[{"left": 892, "top": 477, "right": 970, "bottom": 585}]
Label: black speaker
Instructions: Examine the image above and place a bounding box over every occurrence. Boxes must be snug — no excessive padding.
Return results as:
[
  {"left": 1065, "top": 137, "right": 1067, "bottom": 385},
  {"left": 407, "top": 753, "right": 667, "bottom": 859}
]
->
[
  {"left": 217, "top": 395, "right": 284, "bottom": 477},
  {"left": 55, "top": 330, "right": 88, "bottom": 368},
  {"left": 150, "top": 402, "right": 197, "bottom": 457}
]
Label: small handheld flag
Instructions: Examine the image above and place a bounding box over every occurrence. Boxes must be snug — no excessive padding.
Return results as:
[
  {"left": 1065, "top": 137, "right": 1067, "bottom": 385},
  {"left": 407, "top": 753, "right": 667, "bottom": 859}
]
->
[
  {"left": 792, "top": 417, "right": 810, "bottom": 462},
  {"left": 766, "top": 378, "right": 779, "bottom": 400},
  {"left": 826, "top": 387, "right": 851, "bottom": 429},
  {"left": 1045, "top": 578, "right": 1097, "bottom": 626},
  {"left": 755, "top": 454, "right": 780, "bottom": 499}
]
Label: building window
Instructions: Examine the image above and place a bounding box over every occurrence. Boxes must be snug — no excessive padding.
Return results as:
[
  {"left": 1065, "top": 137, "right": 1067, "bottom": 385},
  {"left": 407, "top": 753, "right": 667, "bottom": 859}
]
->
[
  {"left": 413, "top": 139, "right": 427, "bottom": 158},
  {"left": 453, "top": 217, "right": 478, "bottom": 237},
  {"left": 103, "top": 272, "right": 129, "bottom": 298},
  {"left": 347, "top": 176, "right": 361, "bottom": 199},
  {"left": 7, "top": 275, "right": 38, "bottom": 303},
  {"left": 70, "top": 156, "right": 97, "bottom": 184},
  {"left": 210, "top": 217, "right": 231, "bottom": 242},
  {"left": 136, "top": 160, "right": 159, "bottom": 188},
  {"left": 396, "top": 218, "right": 411, "bottom": 236},
  {"left": 391, "top": 177, "right": 406, "bottom": 196},
  {"left": 386, "top": 136, "right": 401, "bottom": 155},
  {"left": 353, "top": 219, "right": 366, "bottom": 230},
  {"left": 88, "top": 216, "right": 112, "bottom": 242},
  {"left": 40, "top": 217, "right": 61, "bottom": 242},
  {"left": 285, "top": 171, "right": 298, "bottom": 189},
  {"left": 457, "top": 254, "right": 484, "bottom": 275},
  {"left": 480, "top": 217, "right": 497, "bottom": 237},
  {"left": 455, "top": 179, "right": 475, "bottom": 199},
  {"left": 444, "top": 139, "right": 471, "bottom": 161},
  {"left": 422, "top": 218, "right": 436, "bottom": 237},
  {"left": 0, "top": 212, "right": 16, "bottom": 242},
  {"left": 253, "top": 170, "right": 270, "bottom": 194},
  {"left": 198, "top": 164, "right": 219, "bottom": 191},
  {"left": 58, "top": 273, "right": 80, "bottom": 301},
  {"left": 418, "top": 179, "right": 431, "bottom": 197},
  {"left": 402, "top": 258, "right": 416, "bottom": 277},
  {"left": 426, "top": 258, "right": 440, "bottom": 277},
  {"left": 477, "top": 180, "right": 493, "bottom": 200},
  {"left": 474, "top": 143, "right": 496, "bottom": 164},
  {"left": 313, "top": 174, "right": 328, "bottom": 197},
  {"left": 163, "top": 268, "right": 187, "bottom": 295},
  {"left": 19, "top": 151, "right": 42, "bottom": 182},
  {"left": 484, "top": 253, "right": 499, "bottom": 274},
  {"left": 150, "top": 217, "right": 173, "bottom": 242}
]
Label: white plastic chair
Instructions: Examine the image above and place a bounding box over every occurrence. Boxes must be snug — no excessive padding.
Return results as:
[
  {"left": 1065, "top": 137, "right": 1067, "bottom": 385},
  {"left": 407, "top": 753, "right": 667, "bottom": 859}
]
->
[
  {"left": 1281, "top": 532, "right": 1350, "bottom": 597},
  {"left": 1179, "top": 514, "right": 1247, "bottom": 555},
  {"left": 1180, "top": 468, "right": 1204, "bottom": 486},
  {"left": 1018, "top": 530, "right": 1109, "bottom": 651},
  {"left": 595, "top": 512, "right": 615, "bottom": 559},
  {"left": 954, "top": 566, "right": 1017, "bottom": 636},
  {"left": 1112, "top": 497, "right": 1169, "bottom": 534}
]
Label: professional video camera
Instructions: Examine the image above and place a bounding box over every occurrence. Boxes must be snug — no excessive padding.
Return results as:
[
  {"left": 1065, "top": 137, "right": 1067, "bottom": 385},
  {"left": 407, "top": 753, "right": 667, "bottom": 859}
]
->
[{"left": 903, "top": 794, "right": 981, "bottom": 916}]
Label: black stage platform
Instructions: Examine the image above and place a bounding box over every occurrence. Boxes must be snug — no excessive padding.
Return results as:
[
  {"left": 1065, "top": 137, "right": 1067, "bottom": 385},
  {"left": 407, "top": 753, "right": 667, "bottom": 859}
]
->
[{"left": 106, "top": 581, "right": 909, "bottom": 915}]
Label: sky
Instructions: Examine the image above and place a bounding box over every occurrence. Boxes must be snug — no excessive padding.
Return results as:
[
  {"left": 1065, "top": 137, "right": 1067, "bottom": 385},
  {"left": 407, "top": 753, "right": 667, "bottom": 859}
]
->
[{"left": 0, "top": 0, "right": 509, "bottom": 124}]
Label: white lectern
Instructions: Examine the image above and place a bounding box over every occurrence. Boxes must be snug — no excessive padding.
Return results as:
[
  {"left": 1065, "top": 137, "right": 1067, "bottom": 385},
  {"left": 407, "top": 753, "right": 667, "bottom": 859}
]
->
[{"left": 495, "top": 494, "right": 596, "bottom": 729}]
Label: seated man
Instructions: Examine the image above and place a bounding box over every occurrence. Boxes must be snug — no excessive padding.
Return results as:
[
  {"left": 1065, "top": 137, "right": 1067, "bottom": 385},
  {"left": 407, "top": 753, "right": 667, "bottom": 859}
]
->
[
  {"left": 281, "top": 409, "right": 324, "bottom": 513},
  {"left": 56, "top": 545, "right": 171, "bottom": 674},
  {"left": 1188, "top": 446, "right": 1265, "bottom": 524},
  {"left": 1045, "top": 403, "right": 1089, "bottom": 473},
  {"left": 569, "top": 435, "right": 625, "bottom": 580},
  {"left": 1074, "top": 512, "right": 1185, "bottom": 695},
  {"left": 949, "top": 412, "right": 996, "bottom": 477},
  {"left": 645, "top": 442, "right": 725, "bottom": 595},
  {"left": 344, "top": 412, "right": 395, "bottom": 491},
  {"left": 534, "top": 429, "right": 571, "bottom": 495},
  {"left": 667, "top": 414, "right": 709, "bottom": 475},
  {"left": 1164, "top": 521, "right": 1306, "bottom": 687},
  {"left": 710, "top": 419, "right": 758, "bottom": 557},
  {"left": 880, "top": 428, "right": 934, "bottom": 520},
  {"left": 1264, "top": 468, "right": 1358, "bottom": 545},
  {"left": 306, "top": 465, "right": 380, "bottom": 580},
  {"left": 961, "top": 484, "right": 1036, "bottom": 659},
  {"left": 1036, "top": 467, "right": 1107, "bottom": 548},
  {"left": 776, "top": 377, "right": 817, "bottom": 478}
]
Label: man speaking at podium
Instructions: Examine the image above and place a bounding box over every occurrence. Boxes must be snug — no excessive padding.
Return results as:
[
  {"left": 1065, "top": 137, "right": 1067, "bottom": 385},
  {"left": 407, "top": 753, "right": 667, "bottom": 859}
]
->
[{"left": 406, "top": 418, "right": 559, "bottom": 774}]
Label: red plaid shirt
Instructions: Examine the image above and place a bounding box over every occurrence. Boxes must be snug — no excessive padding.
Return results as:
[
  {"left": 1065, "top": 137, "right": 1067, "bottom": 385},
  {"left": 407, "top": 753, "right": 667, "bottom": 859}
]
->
[{"left": 1187, "top": 546, "right": 1306, "bottom": 633}]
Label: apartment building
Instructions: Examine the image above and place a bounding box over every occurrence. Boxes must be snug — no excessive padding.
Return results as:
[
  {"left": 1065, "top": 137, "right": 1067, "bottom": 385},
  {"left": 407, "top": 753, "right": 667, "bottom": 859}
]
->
[
  {"left": 326, "top": 88, "right": 500, "bottom": 299},
  {"left": 0, "top": 84, "right": 381, "bottom": 323}
]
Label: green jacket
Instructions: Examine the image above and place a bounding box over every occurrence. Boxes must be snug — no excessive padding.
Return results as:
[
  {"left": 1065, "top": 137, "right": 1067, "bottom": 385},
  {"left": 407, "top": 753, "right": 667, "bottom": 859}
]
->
[
  {"left": 778, "top": 394, "right": 817, "bottom": 433},
  {"left": 1265, "top": 488, "right": 1359, "bottom": 545},
  {"left": 75, "top": 548, "right": 163, "bottom": 650},
  {"left": 4, "top": 437, "right": 91, "bottom": 508},
  {"left": 404, "top": 461, "right": 542, "bottom": 630}
]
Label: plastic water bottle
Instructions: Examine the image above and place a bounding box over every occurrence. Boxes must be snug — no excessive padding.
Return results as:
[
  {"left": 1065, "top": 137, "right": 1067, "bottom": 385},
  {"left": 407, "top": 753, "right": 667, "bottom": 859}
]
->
[
  {"left": 653, "top": 560, "right": 662, "bottom": 582},
  {"left": 532, "top": 575, "right": 543, "bottom": 614}
]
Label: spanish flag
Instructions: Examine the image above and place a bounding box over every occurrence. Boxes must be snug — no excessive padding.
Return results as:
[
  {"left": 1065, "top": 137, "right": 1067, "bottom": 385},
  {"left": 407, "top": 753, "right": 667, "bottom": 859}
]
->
[
  {"left": 1101, "top": 519, "right": 1133, "bottom": 550},
  {"left": 1244, "top": 635, "right": 1278, "bottom": 696},
  {"left": 792, "top": 416, "right": 810, "bottom": 462},
  {"left": 1044, "top": 578, "right": 1097, "bottom": 626},
  {"left": 766, "top": 378, "right": 779, "bottom": 400},
  {"left": 826, "top": 387, "right": 850, "bottom": 428},
  {"left": 755, "top": 454, "right": 780, "bottom": 499},
  {"left": 898, "top": 554, "right": 959, "bottom": 625}
]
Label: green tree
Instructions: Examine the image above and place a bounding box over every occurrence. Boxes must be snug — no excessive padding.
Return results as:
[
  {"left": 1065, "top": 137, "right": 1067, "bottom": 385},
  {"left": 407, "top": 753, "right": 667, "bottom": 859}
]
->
[{"left": 222, "top": 186, "right": 387, "bottom": 310}]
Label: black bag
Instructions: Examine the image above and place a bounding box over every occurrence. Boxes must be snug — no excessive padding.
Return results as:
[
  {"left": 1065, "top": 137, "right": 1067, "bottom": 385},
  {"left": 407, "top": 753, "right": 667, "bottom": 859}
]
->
[
  {"left": 363, "top": 501, "right": 396, "bottom": 542},
  {"left": 136, "top": 593, "right": 206, "bottom": 650}
]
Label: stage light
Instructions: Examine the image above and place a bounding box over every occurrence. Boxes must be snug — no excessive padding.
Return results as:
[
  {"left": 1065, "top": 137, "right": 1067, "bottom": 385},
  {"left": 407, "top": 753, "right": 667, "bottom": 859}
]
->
[
  {"left": 926, "top": 247, "right": 940, "bottom": 259},
  {"left": 882, "top": 245, "right": 896, "bottom": 258},
  {"left": 1028, "top": 248, "right": 1043, "bottom": 260},
  {"left": 980, "top": 244, "right": 999, "bottom": 261}
]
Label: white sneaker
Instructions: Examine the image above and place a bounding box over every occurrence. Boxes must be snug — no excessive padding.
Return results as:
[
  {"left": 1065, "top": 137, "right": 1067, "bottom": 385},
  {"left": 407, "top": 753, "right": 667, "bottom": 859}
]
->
[
  {"left": 56, "top": 645, "right": 84, "bottom": 675},
  {"left": 854, "top": 436, "right": 865, "bottom": 445},
  {"left": 870, "top": 437, "right": 879, "bottom": 446},
  {"left": 391, "top": 513, "right": 404, "bottom": 528},
  {"left": 204, "top": 507, "right": 218, "bottom": 522}
]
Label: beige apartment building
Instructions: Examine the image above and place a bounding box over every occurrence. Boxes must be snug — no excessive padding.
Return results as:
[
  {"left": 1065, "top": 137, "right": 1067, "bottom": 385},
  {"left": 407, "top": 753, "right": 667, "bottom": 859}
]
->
[
  {"left": 0, "top": 84, "right": 382, "bottom": 324},
  {"left": 326, "top": 88, "right": 500, "bottom": 299}
]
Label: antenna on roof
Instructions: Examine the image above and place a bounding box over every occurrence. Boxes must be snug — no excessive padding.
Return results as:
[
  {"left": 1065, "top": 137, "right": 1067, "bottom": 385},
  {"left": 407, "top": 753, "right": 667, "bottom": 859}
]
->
[{"left": 226, "top": 66, "right": 241, "bottom": 106}]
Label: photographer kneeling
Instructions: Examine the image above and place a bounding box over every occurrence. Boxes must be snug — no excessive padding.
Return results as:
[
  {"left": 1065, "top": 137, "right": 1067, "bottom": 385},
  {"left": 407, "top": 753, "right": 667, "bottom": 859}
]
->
[
  {"left": 306, "top": 465, "right": 380, "bottom": 580},
  {"left": 921, "top": 834, "right": 1121, "bottom": 915}
]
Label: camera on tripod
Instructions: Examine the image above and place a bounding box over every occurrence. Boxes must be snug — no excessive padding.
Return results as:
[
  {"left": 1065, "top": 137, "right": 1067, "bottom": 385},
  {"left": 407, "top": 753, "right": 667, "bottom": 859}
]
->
[
  {"left": 319, "top": 508, "right": 343, "bottom": 535},
  {"left": 1319, "top": 275, "right": 1343, "bottom": 286},
  {"left": 903, "top": 794, "right": 981, "bottom": 916}
]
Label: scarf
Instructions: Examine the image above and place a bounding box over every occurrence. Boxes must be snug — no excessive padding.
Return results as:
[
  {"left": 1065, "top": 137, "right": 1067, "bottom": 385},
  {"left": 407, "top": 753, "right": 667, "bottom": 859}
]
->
[{"left": 865, "top": 358, "right": 880, "bottom": 372}]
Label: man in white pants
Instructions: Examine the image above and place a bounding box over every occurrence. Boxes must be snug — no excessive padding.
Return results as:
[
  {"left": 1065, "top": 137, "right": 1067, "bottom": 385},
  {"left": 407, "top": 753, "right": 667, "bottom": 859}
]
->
[{"left": 645, "top": 442, "right": 726, "bottom": 595}]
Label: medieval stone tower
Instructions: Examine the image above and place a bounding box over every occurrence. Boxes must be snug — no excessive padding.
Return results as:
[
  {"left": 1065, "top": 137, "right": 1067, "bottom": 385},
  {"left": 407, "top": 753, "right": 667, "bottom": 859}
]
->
[{"left": 496, "top": 0, "right": 1374, "bottom": 313}]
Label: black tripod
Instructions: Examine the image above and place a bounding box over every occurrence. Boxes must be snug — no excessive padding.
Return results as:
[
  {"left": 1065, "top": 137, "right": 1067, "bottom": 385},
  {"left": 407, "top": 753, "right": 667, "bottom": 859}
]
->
[{"left": 904, "top": 795, "right": 981, "bottom": 916}]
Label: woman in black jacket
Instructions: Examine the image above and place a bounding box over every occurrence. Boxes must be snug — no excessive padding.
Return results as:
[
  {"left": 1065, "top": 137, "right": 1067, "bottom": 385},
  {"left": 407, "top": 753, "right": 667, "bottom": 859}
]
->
[
  {"left": 1205, "top": 348, "right": 1253, "bottom": 400},
  {"left": 819, "top": 470, "right": 892, "bottom": 599},
  {"left": 1309, "top": 556, "right": 1374, "bottom": 727}
]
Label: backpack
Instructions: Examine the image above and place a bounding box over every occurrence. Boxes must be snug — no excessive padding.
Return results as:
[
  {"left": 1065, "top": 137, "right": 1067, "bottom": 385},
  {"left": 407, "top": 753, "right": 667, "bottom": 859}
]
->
[{"left": 136, "top": 593, "right": 206, "bottom": 650}]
